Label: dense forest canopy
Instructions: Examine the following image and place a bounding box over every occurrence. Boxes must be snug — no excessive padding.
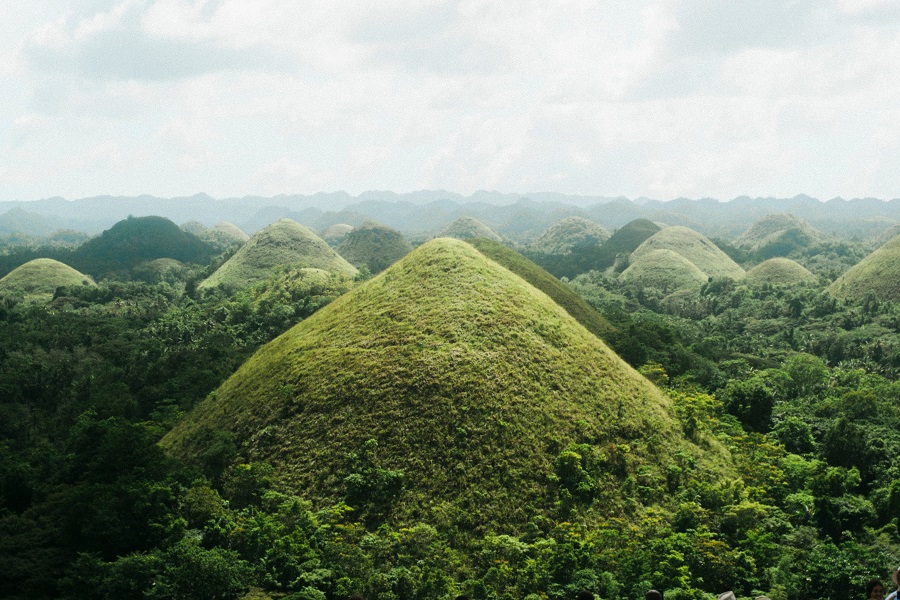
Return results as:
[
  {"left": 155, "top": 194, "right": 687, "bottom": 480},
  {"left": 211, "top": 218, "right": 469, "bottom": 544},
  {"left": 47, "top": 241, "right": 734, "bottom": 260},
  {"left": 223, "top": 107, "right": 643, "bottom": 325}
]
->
[{"left": 1, "top": 204, "right": 900, "bottom": 600}]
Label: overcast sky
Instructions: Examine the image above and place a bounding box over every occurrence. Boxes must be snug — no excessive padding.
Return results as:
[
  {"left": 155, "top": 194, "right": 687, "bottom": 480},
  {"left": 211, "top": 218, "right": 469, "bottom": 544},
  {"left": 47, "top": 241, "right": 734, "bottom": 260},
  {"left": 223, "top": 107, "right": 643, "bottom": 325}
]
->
[{"left": 2, "top": 0, "right": 900, "bottom": 202}]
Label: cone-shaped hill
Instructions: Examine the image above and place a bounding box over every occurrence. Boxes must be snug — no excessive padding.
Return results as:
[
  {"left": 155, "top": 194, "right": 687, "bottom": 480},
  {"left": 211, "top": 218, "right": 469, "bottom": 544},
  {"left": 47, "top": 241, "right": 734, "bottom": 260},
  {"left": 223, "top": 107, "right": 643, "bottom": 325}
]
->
[
  {"left": 164, "top": 238, "right": 725, "bottom": 531},
  {"left": 322, "top": 223, "right": 354, "bottom": 246},
  {"left": 733, "top": 213, "right": 824, "bottom": 256},
  {"left": 620, "top": 249, "right": 709, "bottom": 293},
  {"left": 72, "top": 215, "right": 215, "bottom": 276},
  {"left": 584, "top": 218, "right": 662, "bottom": 272},
  {"left": 827, "top": 235, "right": 900, "bottom": 301},
  {"left": 632, "top": 226, "right": 745, "bottom": 280},
  {"left": 0, "top": 258, "right": 95, "bottom": 300},
  {"left": 533, "top": 216, "right": 611, "bottom": 255},
  {"left": 745, "top": 258, "right": 817, "bottom": 287},
  {"left": 337, "top": 220, "right": 413, "bottom": 274},
  {"left": 198, "top": 219, "right": 357, "bottom": 292},
  {"left": 437, "top": 216, "right": 502, "bottom": 241},
  {"left": 201, "top": 222, "right": 250, "bottom": 250}
]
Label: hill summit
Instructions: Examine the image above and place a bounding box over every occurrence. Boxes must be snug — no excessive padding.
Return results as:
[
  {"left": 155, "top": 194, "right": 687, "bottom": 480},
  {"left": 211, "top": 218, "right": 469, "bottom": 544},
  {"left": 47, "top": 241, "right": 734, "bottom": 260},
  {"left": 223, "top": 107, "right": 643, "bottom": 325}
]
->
[
  {"left": 337, "top": 220, "right": 413, "bottom": 274},
  {"left": 533, "top": 216, "right": 611, "bottom": 254},
  {"left": 827, "top": 234, "right": 900, "bottom": 301},
  {"left": 164, "top": 238, "right": 718, "bottom": 531},
  {"left": 733, "top": 213, "right": 824, "bottom": 256},
  {"left": 198, "top": 218, "right": 357, "bottom": 292},
  {"left": 632, "top": 226, "right": 745, "bottom": 280},
  {"left": 0, "top": 258, "right": 94, "bottom": 301},
  {"left": 437, "top": 216, "right": 502, "bottom": 241}
]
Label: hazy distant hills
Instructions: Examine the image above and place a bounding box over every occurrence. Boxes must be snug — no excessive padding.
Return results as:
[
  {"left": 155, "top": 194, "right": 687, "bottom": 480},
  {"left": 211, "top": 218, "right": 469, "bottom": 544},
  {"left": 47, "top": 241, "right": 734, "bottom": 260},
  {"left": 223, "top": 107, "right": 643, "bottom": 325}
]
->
[{"left": 3, "top": 192, "right": 899, "bottom": 242}]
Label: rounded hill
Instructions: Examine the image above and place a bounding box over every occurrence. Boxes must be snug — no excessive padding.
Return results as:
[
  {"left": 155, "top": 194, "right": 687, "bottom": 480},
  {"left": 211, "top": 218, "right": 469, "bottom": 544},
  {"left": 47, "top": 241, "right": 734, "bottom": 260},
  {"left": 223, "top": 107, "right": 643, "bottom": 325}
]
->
[
  {"left": 733, "top": 213, "right": 824, "bottom": 256},
  {"left": 620, "top": 249, "right": 709, "bottom": 293},
  {"left": 198, "top": 219, "right": 357, "bottom": 292},
  {"left": 827, "top": 235, "right": 900, "bottom": 301},
  {"left": 437, "top": 216, "right": 502, "bottom": 241},
  {"left": 72, "top": 215, "right": 215, "bottom": 276},
  {"left": 533, "top": 216, "right": 610, "bottom": 254},
  {"left": 336, "top": 220, "right": 413, "bottom": 274},
  {"left": 632, "top": 226, "right": 745, "bottom": 280},
  {"left": 745, "top": 258, "right": 817, "bottom": 286},
  {"left": 0, "top": 258, "right": 94, "bottom": 300},
  {"left": 322, "top": 223, "right": 354, "bottom": 246},
  {"left": 164, "top": 238, "right": 721, "bottom": 531}
]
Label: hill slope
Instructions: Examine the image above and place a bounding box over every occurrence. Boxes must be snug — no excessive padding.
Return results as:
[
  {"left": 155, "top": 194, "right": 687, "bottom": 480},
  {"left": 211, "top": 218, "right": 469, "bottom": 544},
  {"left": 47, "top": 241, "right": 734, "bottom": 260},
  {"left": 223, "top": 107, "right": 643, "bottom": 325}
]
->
[
  {"left": 733, "top": 213, "right": 824, "bottom": 256},
  {"left": 533, "top": 216, "right": 611, "bottom": 254},
  {"left": 632, "top": 226, "right": 745, "bottom": 280},
  {"left": 0, "top": 258, "right": 95, "bottom": 300},
  {"left": 164, "top": 238, "right": 718, "bottom": 531},
  {"left": 745, "top": 258, "right": 818, "bottom": 286},
  {"left": 827, "top": 235, "right": 900, "bottom": 301},
  {"left": 336, "top": 220, "right": 413, "bottom": 274},
  {"left": 437, "top": 216, "right": 502, "bottom": 241},
  {"left": 620, "top": 249, "right": 709, "bottom": 293},
  {"left": 198, "top": 218, "right": 357, "bottom": 292}
]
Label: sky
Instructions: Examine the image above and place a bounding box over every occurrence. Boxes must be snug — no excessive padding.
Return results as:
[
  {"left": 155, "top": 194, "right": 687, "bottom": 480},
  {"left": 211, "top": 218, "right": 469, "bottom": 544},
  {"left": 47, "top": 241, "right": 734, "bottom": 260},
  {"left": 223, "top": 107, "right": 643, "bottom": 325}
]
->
[{"left": 2, "top": 0, "right": 900, "bottom": 202}]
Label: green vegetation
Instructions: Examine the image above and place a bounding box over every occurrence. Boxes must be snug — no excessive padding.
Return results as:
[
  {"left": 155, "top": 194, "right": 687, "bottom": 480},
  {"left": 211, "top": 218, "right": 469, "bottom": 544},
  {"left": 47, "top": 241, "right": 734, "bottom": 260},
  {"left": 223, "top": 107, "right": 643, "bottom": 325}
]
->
[
  {"left": 72, "top": 215, "right": 216, "bottom": 277},
  {"left": 620, "top": 249, "right": 709, "bottom": 294},
  {"left": 632, "top": 226, "right": 745, "bottom": 280},
  {"left": 437, "top": 216, "right": 502, "bottom": 241},
  {"left": 198, "top": 222, "right": 251, "bottom": 251},
  {"left": 828, "top": 235, "right": 900, "bottom": 301},
  {"left": 322, "top": 223, "right": 354, "bottom": 246},
  {"left": 0, "top": 258, "right": 95, "bottom": 301},
  {"left": 734, "top": 213, "right": 825, "bottom": 256},
  {"left": 199, "top": 219, "right": 357, "bottom": 293},
  {"left": 532, "top": 216, "right": 611, "bottom": 255},
  {"left": 745, "top": 258, "right": 818, "bottom": 287},
  {"left": 336, "top": 220, "right": 413, "bottom": 274}
]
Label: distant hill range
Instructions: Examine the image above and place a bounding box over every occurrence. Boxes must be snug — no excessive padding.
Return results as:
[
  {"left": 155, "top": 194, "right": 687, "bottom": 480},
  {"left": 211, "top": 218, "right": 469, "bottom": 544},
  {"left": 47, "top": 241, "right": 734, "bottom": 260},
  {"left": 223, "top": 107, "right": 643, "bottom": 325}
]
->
[{"left": 2, "top": 192, "right": 899, "bottom": 243}]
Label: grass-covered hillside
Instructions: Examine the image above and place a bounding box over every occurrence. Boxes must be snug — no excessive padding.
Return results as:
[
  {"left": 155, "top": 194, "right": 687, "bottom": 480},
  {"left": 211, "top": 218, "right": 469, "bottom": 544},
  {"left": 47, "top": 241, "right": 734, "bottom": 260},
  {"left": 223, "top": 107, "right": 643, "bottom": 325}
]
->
[
  {"left": 337, "top": 220, "right": 413, "bottom": 274},
  {"left": 745, "top": 257, "right": 818, "bottom": 286},
  {"left": 632, "top": 226, "right": 745, "bottom": 280},
  {"left": 466, "top": 237, "right": 617, "bottom": 341},
  {"left": 533, "top": 216, "right": 611, "bottom": 254},
  {"left": 733, "top": 213, "right": 825, "bottom": 257},
  {"left": 0, "top": 258, "right": 94, "bottom": 300},
  {"left": 620, "top": 248, "right": 709, "bottom": 293},
  {"left": 71, "top": 215, "right": 215, "bottom": 277},
  {"left": 437, "top": 216, "right": 502, "bottom": 241},
  {"left": 198, "top": 218, "right": 357, "bottom": 292},
  {"left": 164, "top": 237, "right": 724, "bottom": 532},
  {"left": 827, "top": 234, "right": 900, "bottom": 301},
  {"left": 322, "top": 223, "right": 354, "bottom": 246}
]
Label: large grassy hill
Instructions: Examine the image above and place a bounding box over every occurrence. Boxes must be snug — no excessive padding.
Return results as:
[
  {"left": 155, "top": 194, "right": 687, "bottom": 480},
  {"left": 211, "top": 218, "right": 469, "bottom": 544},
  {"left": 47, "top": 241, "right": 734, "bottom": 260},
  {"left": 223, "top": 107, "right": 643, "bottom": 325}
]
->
[
  {"left": 71, "top": 215, "right": 215, "bottom": 276},
  {"left": 745, "top": 257, "right": 818, "bottom": 286},
  {"left": 198, "top": 218, "right": 357, "bottom": 292},
  {"left": 827, "top": 234, "right": 900, "bottom": 301},
  {"left": 632, "top": 226, "right": 745, "bottom": 280},
  {"left": 733, "top": 213, "right": 825, "bottom": 257},
  {"left": 164, "top": 238, "right": 725, "bottom": 533},
  {"left": 0, "top": 258, "right": 94, "bottom": 300},
  {"left": 337, "top": 220, "right": 413, "bottom": 274},
  {"left": 532, "top": 216, "right": 611, "bottom": 254},
  {"left": 620, "top": 248, "right": 709, "bottom": 293}
]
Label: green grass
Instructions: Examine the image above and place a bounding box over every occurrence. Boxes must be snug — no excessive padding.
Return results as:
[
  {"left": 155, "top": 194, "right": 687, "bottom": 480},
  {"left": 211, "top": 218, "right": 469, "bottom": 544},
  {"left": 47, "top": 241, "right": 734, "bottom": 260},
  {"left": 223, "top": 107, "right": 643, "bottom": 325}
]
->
[
  {"left": 827, "top": 235, "right": 900, "bottom": 301},
  {"left": 0, "top": 258, "right": 95, "bottom": 301},
  {"left": 632, "top": 226, "right": 745, "bottom": 280},
  {"left": 199, "top": 219, "right": 358, "bottom": 292},
  {"left": 582, "top": 218, "right": 661, "bottom": 272},
  {"left": 621, "top": 249, "right": 709, "bottom": 293},
  {"left": 533, "top": 216, "right": 610, "bottom": 255},
  {"left": 164, "top": 238, "right": 723, "bottom": 532},
  {"left": 734, "top": 213, "right": 823, "bottom": 252},
  {"left": 322, "top": 223, "right": 354, "bottom": 246},
  {"left": 745, "top": 258, "right": 818, "bottom": 286},
  {"left": 337, "top": 221, "right": 413, "bottom": 273},
  {"left": 437, "top": 216, "right": 502, "bottom": 241},
  {"left": 466, "top": 237, "right": 617, "bottom": 341}
]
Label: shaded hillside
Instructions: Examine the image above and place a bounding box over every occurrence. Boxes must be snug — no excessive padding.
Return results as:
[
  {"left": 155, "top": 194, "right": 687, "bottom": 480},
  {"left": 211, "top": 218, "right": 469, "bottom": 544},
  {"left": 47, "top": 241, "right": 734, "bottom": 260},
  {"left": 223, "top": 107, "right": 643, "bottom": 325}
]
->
[
  {"left": 198, "top": 219, "right": 357, "bottom": 292},
  {"left": 437, "top": 216, "right": 502, "bottom": 241},
  {"left": 632, "top": 226, "right": 745, "bottom": 280},
  {"left": 336, "top": 220, "right": 413, "bottom": 274},
  {"left": 745, "top": 258, "right": 818, "bottom": 286},
  {"left": 0, "top": 258, "right": 94, "bottom": 300},
  {"left": 533, "top": 216, "right": 611, "bottom": 254},
  {"left": 322, "top": 223, "right": 354, "bottom": 246},
  {"left": 827, "top": 235, "right": 900, "bottom": 301},
  {"left": 164, "top": 238, "right": 724, "bottom": 532},
  {"left": 466, "top": 237, "right": 617, "bottom": 341},
  {"left": 620, "top": 249, "right": 709, "bottom": 293},
  {"left": 70, "top": 216, "right": 215, "bottom": 277}
]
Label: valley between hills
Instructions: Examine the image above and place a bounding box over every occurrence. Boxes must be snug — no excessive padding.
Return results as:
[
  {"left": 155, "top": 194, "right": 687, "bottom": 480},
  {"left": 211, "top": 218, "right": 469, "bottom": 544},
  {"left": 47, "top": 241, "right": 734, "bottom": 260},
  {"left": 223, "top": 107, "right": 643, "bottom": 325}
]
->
[{"left": 1, "top": 194, "right": 900, "bottom": 600}]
